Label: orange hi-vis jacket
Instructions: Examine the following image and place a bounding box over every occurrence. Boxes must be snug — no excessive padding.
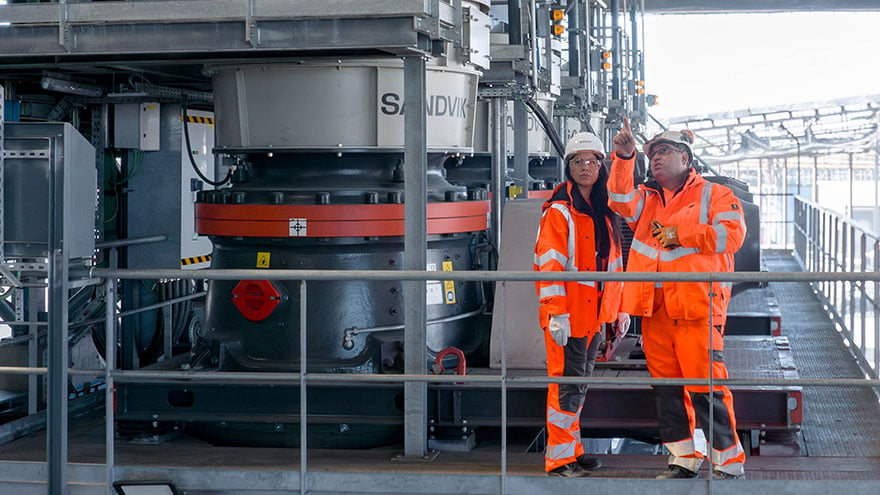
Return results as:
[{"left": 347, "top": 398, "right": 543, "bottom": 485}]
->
[
  {"left": 607, "top": 151, "right": 746, "bottom": 323},
  {"left": 534, "top": 182, "right": 624, "bottom": 337}
]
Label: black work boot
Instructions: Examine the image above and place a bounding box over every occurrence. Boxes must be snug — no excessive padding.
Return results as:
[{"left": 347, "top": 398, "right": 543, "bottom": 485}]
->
[
  {"left": 576, "top": 454, "right": 601, "bottom": 470},
  {"left": 547, "top": 462, "right": 592, "bottom": 477},
  {"left": 712, "top": 470, "right": 746, "bottom": 480},
  {"left": 655, "top": 465, "right": 699, "bottom": 479}
]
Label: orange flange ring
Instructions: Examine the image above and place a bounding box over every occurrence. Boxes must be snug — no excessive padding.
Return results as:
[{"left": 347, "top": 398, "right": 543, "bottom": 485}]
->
[{"left": 195, "top": 201, "right": 490, "bottom": 238}]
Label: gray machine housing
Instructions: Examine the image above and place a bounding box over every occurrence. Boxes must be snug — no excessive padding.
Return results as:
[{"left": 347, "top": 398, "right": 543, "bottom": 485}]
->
[{"left": 2, "top": 122, "right": 96, "bottom": 262}]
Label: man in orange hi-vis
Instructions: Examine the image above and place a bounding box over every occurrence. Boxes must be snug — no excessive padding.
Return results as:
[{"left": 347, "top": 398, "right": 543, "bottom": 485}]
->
[
  {"left": 608, "top": 118, "right": 747, "bottom": 480},
  {"left": 534, "top": 131, "right": 629, "bottom": 477}
]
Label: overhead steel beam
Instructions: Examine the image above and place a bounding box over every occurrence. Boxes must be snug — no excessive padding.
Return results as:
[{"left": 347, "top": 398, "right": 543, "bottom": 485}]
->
[
  {"left": 640, "top": 0, "right": 880, "bottom": 14},
  {"left": 0, "top": 19, "right": 435, "bottom": 61},
  {"left": 0, "top": 0, "right": 453, "bottom": 24},
  {"left": 0, "top": 0, "right": 464, "bottom": 61}
]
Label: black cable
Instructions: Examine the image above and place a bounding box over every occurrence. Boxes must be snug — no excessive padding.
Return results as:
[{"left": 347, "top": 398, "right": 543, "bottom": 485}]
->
[
  {"left": 182, "top": 102, "right": 233, "bottom": 187},
  {"left": 522, "top": 97, "right": 566, "bottom": 159}
]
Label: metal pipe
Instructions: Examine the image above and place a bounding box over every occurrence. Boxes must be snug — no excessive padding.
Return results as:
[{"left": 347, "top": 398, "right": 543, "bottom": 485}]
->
[
  {"left": 629, "top": 0, "right": 639, "bottom": 84},
  {"left": 348, "top": 306, "right": 485, "bottom": 335},
  {"left": 507, "top": 0, "right": 522, "bottom": 45},
  {"left": 490, "top": 97, "right": 506, "bottom": 255},
  {"left": 69, "top": 291, "right": 206, "bottom": 329},
  {"left": 499, "top": 281, "right": 508, "bottom": 494},
  {"left": 567, "top": 0, "right": 580, "bottom": 77},
  {"left": 530, "top": 0, "right": 538, "bottom": 88},
  {"left": 0, "top": 364, "right": 877, "bottom": 388},
  {"left": 0, "top": 334, "right": 35, "bottom": 347},
  {"left": 609, "top": 0, "right": 621, "bottom": 101},
  {"left": 298, "top": 280, "right": 308, "bottom": 494},
  {"left": 94, "top": 235, "right": 166, "bottom": 250},
  {"left": 104, "top": 278, "right": 116, "bottom": 495}
]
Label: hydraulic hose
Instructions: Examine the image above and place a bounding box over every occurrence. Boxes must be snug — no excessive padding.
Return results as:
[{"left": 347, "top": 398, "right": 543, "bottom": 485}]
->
[
  {"left": 182, "top": 102, "right": 232, "bottom": 187},
  {"left": 522, "top": 96, "right": 566, "bottom": 159}
]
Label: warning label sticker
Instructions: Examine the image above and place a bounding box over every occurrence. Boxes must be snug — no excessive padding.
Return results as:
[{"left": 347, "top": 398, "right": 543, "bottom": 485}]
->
[
  {"left": 256, "top": 252, "right": 271, "bottom": 268},
  {"left": 442, "top": 261, "right": 456, "bottom": 304}
]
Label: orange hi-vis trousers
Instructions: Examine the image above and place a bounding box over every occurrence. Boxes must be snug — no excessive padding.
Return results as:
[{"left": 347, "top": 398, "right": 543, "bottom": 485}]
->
[
  {"left": 543, "top": 331, "right": 601, "bottom": 472},
  {"left": 641, "top": 289, "right": 746, "bottom": 476}
]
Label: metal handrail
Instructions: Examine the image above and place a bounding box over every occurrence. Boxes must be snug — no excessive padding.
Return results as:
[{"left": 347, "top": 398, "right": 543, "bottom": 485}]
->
[
  {"left": 794, "top": 195, "right": 880, "bottom": 382},
  {"left": 4, "top": 264, "right": 879, "bottom": 495}
]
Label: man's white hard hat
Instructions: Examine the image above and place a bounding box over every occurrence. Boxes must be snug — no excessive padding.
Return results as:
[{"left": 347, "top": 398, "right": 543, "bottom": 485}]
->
[{"left": 644, "top": 129, "right": 696, "bottom": 164}]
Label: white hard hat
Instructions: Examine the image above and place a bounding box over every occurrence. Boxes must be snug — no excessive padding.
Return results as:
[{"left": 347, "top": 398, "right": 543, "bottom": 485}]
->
[
  {"left": 644, "top": 129, "right": 695, "bottom": 164},
  {"left": 564, "top": 132, "right": 605, "bottom": 161}
]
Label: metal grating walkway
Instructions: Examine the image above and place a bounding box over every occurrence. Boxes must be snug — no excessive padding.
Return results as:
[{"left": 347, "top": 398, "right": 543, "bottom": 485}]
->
[{"left": 762, "top": 249, "right": 880, "bottom": 458}]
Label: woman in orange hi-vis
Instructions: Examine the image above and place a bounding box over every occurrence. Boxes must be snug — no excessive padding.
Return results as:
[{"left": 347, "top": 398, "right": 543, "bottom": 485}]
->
[
  {"left": 608, "top": 118, "right": 747, "bottom": 480},
  {"left": 534, "top": 131, "right": 629, "bottom": 477}
]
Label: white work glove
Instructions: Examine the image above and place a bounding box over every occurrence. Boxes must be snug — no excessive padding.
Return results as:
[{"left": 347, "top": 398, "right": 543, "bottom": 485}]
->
[
  {"left": 615, "top": 312, "right": 631, "bottom": 338},
  {"left": 548, "top": 315, "right": 571, "bottom": 347}
]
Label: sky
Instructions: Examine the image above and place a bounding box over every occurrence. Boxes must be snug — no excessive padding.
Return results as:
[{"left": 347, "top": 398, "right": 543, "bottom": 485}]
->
[{"left": 643, "top": 12, "right": 880, "bottom": 120}]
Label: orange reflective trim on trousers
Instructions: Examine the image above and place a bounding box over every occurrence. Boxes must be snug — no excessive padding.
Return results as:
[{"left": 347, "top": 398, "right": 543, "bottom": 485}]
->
[
  {"left": 642, "top": 291, "right": 744, "bottom": 467},
  {"left": 543, "top": 330, "right": 585, "bottom": 471}
]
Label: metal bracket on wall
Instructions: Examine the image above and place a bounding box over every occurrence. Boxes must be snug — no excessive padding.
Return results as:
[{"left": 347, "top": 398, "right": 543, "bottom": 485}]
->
[
  {"left": 6, "top": 261, "right": 49, "bottom": 273},
  {"left": 58, "top": 0, "right": 71, "bottom": 51},
  {"left": 478, "top": 86, "right": 516, "bottom": 98},
  {"left": 0, "top": 265, "right": 22, "bottom": 289},
  {"left": 245, "top": 0, "right": 259, "bottom": 48}
]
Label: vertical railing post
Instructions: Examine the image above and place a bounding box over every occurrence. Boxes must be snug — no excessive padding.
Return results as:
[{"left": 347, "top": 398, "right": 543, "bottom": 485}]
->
[
  {"left": 875, "top": 240, "right": 880, "bottom": 377},
  {"left": 499, "top": 281, "right": 507, "bottom": 495},
  {"left": 849, "top": 225, "right": 856, "bottom": 341},
  {"left": 403, "top": 54, "right": 429, "bottom": 458},
  {"left": 104, "top": 277, "right": 116, "bottom": 494},
  {"left": 299, "top": 280, "right": 308, "bottom": 493},
  {"left": 860, "top": 235, "right": 867, "bottom": 354}
]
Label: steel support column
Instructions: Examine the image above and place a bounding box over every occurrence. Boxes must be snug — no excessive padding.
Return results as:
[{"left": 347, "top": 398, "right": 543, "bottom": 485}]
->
[
  {"left": 47, "top": 133, "right": 70, "bottom": 495},
  {"left": 512, "top": 99, "right": 528, "bottom": 199},
  {"left": 403, "top": 54, "right": 428, "bottom": 458},
  {"left": 490, "top": 97, "right": 507, "bottom": 253}
]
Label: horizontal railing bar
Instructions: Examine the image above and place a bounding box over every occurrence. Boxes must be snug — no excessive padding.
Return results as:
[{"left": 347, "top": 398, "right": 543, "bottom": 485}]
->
[
  {"left": 0, "top": 367, "right": 872, "bottom": 389},
  {"left": 85, "top": 268, "right": 880, "bottom": 283}
]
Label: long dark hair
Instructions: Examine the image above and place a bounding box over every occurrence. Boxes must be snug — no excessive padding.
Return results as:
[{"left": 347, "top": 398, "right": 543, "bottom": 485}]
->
[{"left": 565, "top": 161, "right": 623, "bottom": 259}]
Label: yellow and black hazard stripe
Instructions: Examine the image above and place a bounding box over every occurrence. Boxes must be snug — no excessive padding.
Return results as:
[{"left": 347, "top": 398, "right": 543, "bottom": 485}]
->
[
  {"left": 180, "top": 254, "right": 212, "bottom": 267},
  {"left": 183, "top": 115, "right": 215, "bottom": 125}
]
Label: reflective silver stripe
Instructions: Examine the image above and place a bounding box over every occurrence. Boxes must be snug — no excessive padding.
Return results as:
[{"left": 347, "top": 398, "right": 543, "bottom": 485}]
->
[
  {"left": 608, "top": 256, "right": 624, "bottom": 272},
  {"left": 609, "top": 190, "right": 636, "bottom": 203},
  {"left": 631, "top": 238, "right": 659, "bottom": 260},
  {"left": 665, "top": 438, "right": 702, "bottom": 473},
  {"left": 715, "top": 209, "right": 747, "bottom": 231},
  {"left": 546, "top": 441, "right": 577, "bottom": 460},
  {"left": 659, "top": 246, "right": 700, "bottom": 261},
  {"left": 628, "top": 192, "right": 646, "bottom": 222},
  {"left": 654, "top": 281, "right": 663, "bottom": 288},
  {"left": 699, "top": 182, "right": 713, "bottom": 225},
  {"left": 712, "top": 442, "right": 745, "bottom": 467},
  {"left": 714, "top": 223, "right": 728, "bottom": 253},
  {"left": 549, "top": 203, "right": 578, "bottom": 271},
  {"left": 714, "top": 211, "right": 743, "bottom": 223},
  {"left": 665, "top": 438, "right": 696, "bottom": 456},
  {"left": 721, "top": 281, "right": 733, "bottom": 289},
  {"left": 578, "top": 280, "right": 596, "bottom": 288},
  {"left": 539, "top": 285, "right": 566, "bottom": 299},
  {"left": 547, "top": 406, "right": 579, "bottom": 430},
  {"left": 535, "top": 248, "right": 568, "bottom": 269}
]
